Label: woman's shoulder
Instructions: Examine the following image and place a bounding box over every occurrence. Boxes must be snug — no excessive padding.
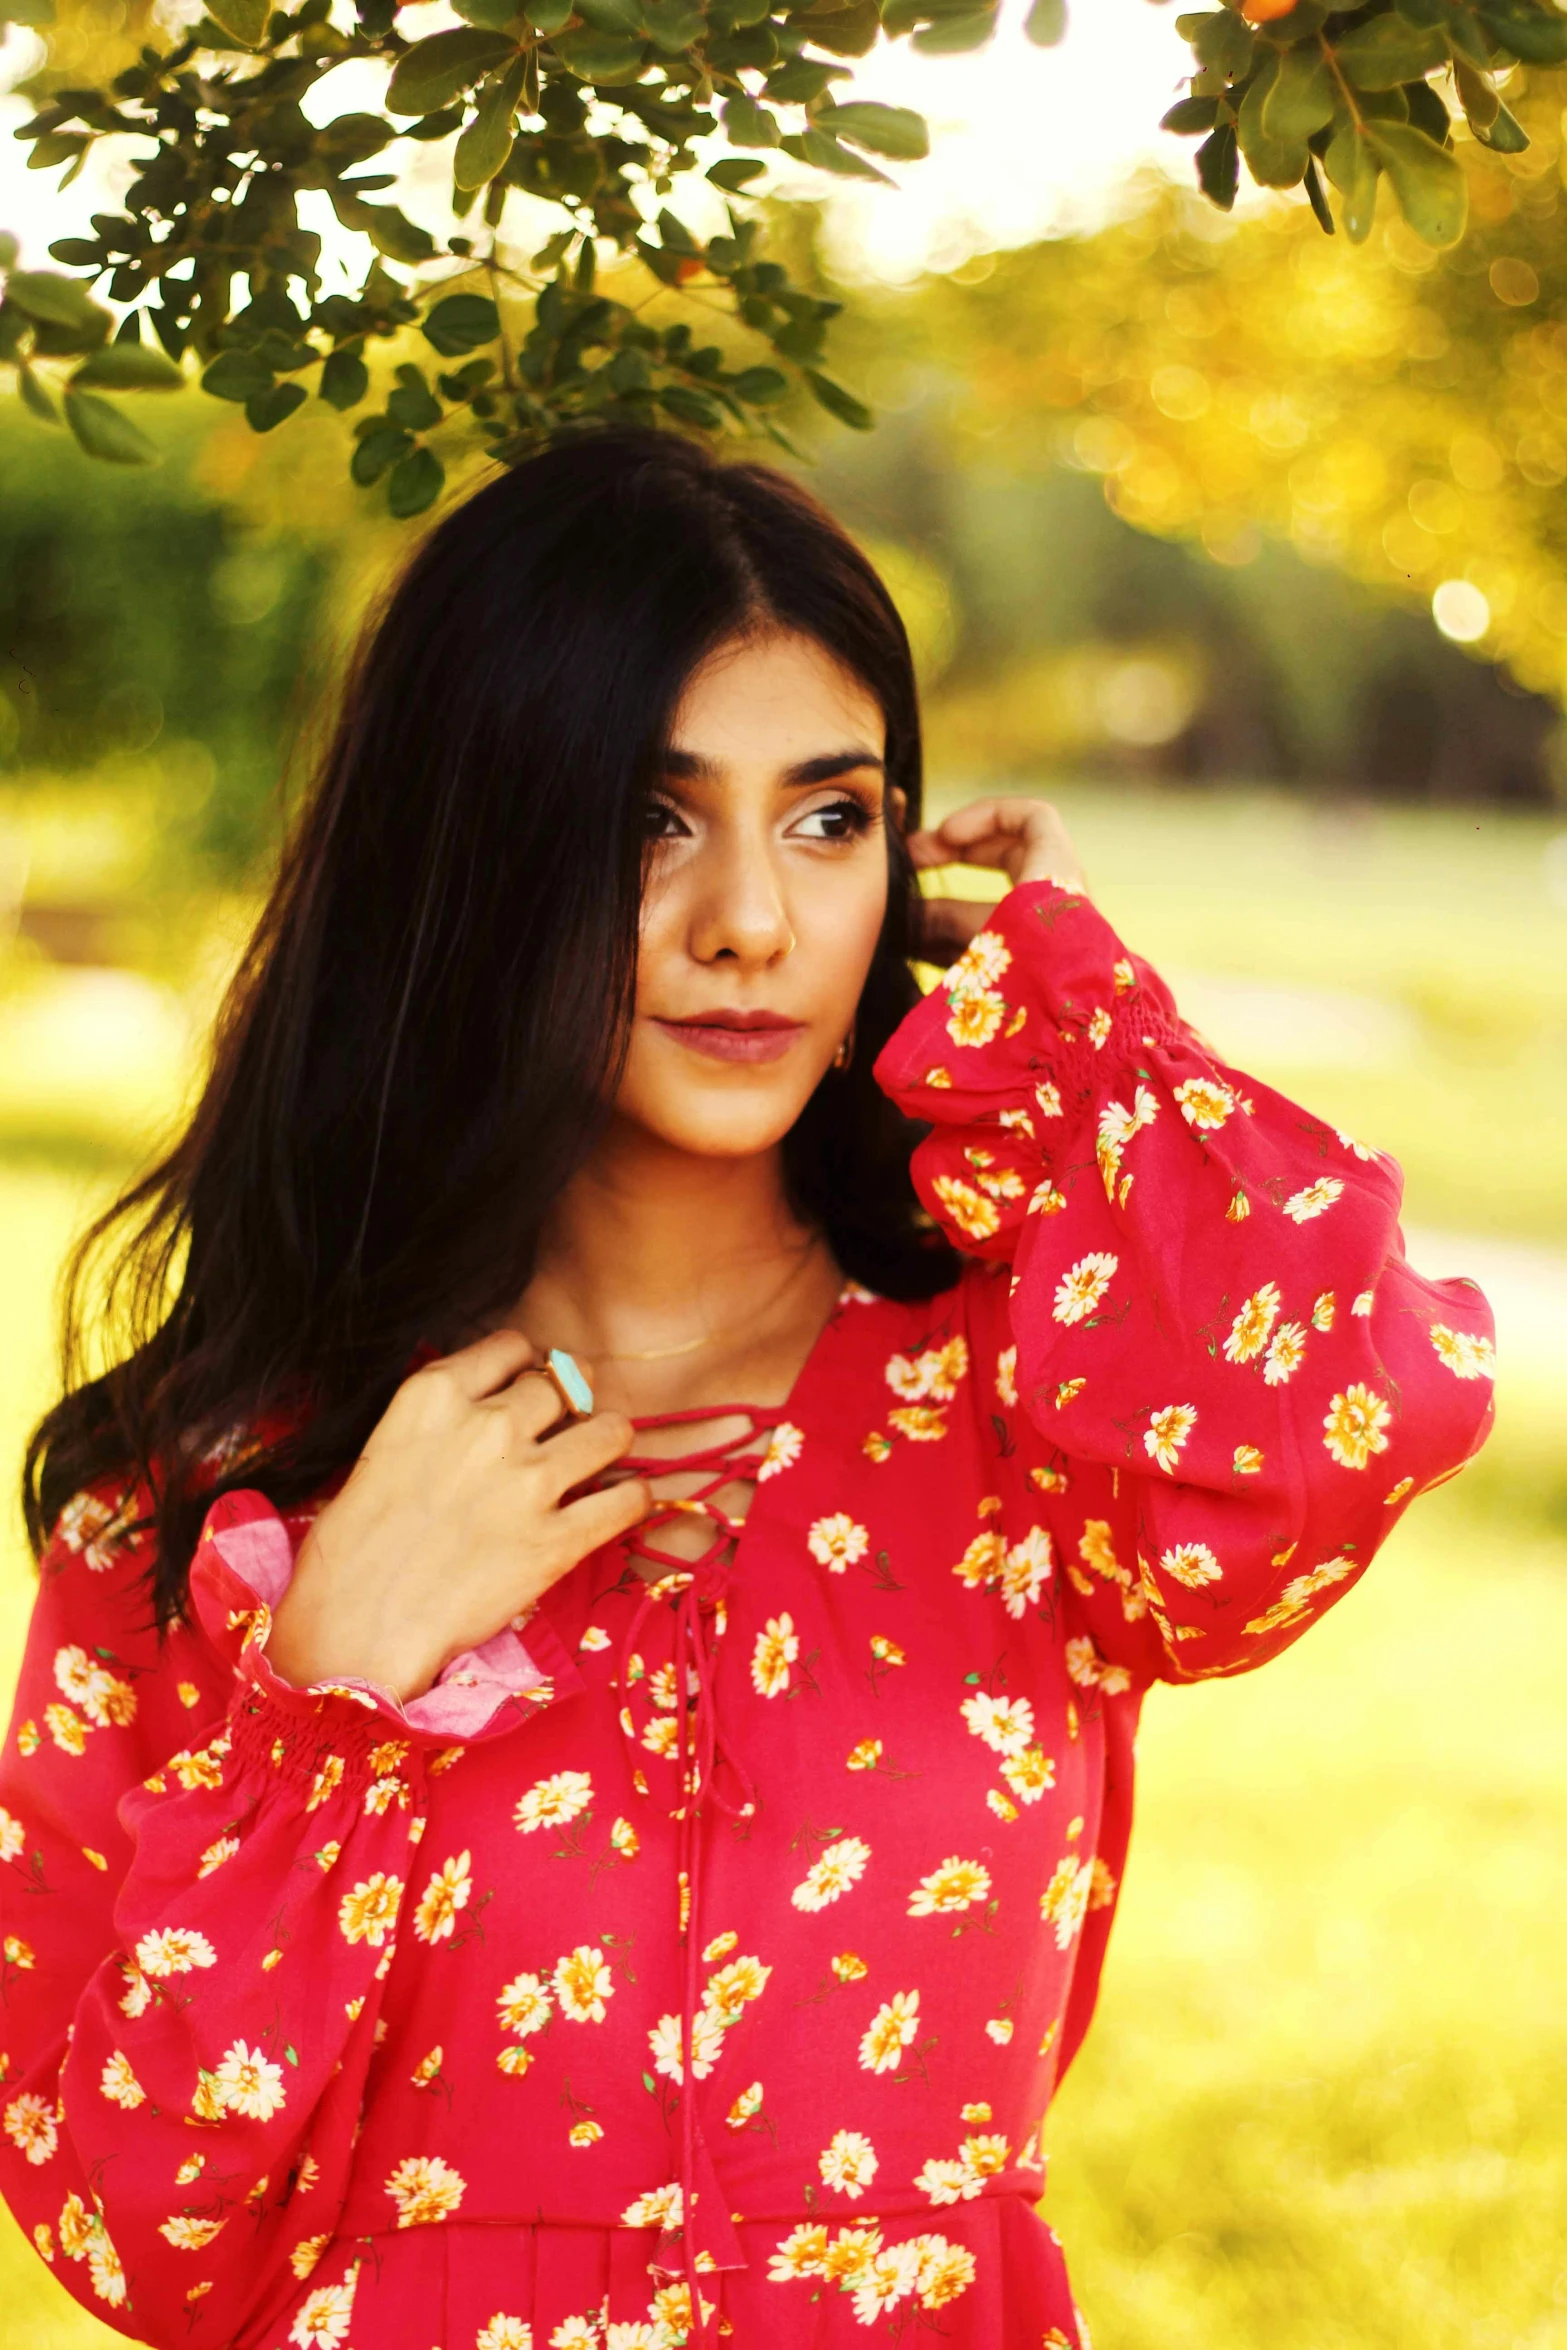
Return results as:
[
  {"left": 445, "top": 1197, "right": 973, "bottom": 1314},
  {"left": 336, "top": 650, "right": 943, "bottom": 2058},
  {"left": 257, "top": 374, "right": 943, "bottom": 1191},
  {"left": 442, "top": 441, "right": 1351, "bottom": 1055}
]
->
[{"left": 824, "top": 1262, "right": 1014, "bottom": 1408}]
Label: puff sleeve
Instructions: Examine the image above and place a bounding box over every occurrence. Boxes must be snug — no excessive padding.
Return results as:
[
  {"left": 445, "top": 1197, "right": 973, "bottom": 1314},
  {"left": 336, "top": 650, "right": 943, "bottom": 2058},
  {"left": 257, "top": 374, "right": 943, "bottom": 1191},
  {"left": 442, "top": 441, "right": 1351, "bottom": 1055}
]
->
[
  {"left": 875, "top": 877, "right": 1497, "bottom": 1685},
  {"left": 0, "top": 1486, "right": 576, "bottom": 2347}
]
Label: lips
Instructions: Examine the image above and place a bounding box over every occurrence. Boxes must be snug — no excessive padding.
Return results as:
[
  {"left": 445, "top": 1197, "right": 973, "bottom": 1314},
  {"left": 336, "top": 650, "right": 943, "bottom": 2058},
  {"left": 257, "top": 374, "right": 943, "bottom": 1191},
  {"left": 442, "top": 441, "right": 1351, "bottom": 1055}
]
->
[{"left": 652, "top": 1011, "right": 807, "bottom": 1065}]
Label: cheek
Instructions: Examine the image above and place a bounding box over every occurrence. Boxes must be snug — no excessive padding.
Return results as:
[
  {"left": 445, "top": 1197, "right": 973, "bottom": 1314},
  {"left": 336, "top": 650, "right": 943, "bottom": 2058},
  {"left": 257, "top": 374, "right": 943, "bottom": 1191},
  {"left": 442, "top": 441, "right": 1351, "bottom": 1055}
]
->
[
  {"left": 800, "top": 861, "right": 889, "bottom": 1012},
  {"left": 633, "top": 866, "right": 682, "bottom": 1013}
]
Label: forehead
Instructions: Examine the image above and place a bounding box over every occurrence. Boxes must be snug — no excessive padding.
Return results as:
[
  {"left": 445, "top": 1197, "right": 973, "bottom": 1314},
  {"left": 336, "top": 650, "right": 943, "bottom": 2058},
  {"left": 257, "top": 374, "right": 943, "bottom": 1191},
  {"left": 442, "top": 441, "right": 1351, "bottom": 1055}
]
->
[{"left": 666, "top": 630, "right": 884, "bottom": 766}]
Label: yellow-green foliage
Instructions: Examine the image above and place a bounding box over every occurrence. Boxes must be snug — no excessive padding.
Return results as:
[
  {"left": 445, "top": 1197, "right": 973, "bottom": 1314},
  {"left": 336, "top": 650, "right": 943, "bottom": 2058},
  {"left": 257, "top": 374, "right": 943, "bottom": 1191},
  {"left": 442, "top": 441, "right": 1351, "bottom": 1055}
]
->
[{"left": 0, "top": 787, "right": 1563, "bottom": 2347}]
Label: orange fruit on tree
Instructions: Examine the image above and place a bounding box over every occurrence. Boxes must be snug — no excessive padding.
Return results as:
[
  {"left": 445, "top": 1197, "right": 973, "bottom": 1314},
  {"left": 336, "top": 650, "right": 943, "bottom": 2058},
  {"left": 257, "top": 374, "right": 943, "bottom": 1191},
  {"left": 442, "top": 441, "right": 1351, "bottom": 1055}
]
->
[{"left": 1240, "top": 0, "right": 1299, "bottom": 21}]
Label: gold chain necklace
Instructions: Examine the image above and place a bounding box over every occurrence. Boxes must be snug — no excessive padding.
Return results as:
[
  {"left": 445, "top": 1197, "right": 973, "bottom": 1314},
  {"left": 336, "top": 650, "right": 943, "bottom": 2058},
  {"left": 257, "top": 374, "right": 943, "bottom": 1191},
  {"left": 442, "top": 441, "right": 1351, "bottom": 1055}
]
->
[{"left": 592, "top": 1242, "right": 828, "bottom": 1364}]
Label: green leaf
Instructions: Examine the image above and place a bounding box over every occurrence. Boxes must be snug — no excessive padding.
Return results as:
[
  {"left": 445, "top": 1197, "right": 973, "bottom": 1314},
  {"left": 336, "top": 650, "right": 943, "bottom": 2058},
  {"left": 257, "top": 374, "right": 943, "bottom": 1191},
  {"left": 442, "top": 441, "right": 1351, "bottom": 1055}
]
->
[
  {"left": 655, "top": 207, "right": 699, "bottom": 255},
  {"left": 5, "top": 269, "right": 111, "bottom": 341},
  {"left": 803, "top": 366, "right": 871, "bottom": 429},
  {"left": 1161, "top": 95, "right": 1219, "bottom": 134},
  {"left": 766, "top": 54, "right": 845, "bottom": 101},
  {"left": 910, "top": 9, "right": 997, "bottom": 53},
  {"left": 1237, "top": 52, "right": 1308, "bottom": 187},
  {"left": 722, "top": 93, "right": 781, "bottom": 147},
  {"left": 1452, "top": 56, "right": 1498, "bottom": 128},
  {"left": 1476, "top": 0, "right": 1567, "bottom": 62},
  {"left": 1472, "top": 96, "right": 1528, "bottom": 151},
  {"left": 798, "top": 0, "right": 878, "bottom": 53},
  {"left": 1195, "top": 121, "right": 1239, "bottom": 209},
  {"left": 0, "top": 230, "right": 17, "bottom": 269},
  {"left": 1263, "top": 42, "right": 1335, "bottom": 140},
  {"left": 205, "top": 0, "right": 269, "bottom": 42},
  {"left": 315, "top": 112, "right": 396, "bottom": 164},
  {"left": 1023, "top": 0, "right": 1066, "bottom": 45},
  {"left": 245, "top": 381, "right": 307, "bottom": 432},
  {"left": 550, "top": 27, "right": 647, "bottom": 77},
  {"left": 1325, "top": 122, "right": 1379, "bottom": 242},
  {"left": 17, "top": 366, "right": 59, "bottom": 424},
  {"left": 422, "top": 292, "right": 501, "bottom": 356},
  {"left": 781, "top": 128, "right": 892, "bottom": 183},
  {"left": 28, "top": 132, "right": 90, "bottom": 172},
  {"left": 658, "top": 383, "right": 723, "bottom": 426},
  {"left": 284, "top": 2044, "right": 300, "bottom": 2064},
  {"left": 641, "top": 0, "right": 703, "bottom": 43},
  {"left": 201, "top": 347, "right": 275, "bottom": 402},
  {"left": 730, "top": 364, "right": 787, "bottom": 403},
  {"left": 320, "top": 346, "right": 370, "bottom": 408},
  {"left": 452, "top": 0, "right": 522, "bottom": 23},
  {"left": 524, "top": 0, "right": 574, "bottom": 26},
  {"left": 71, "top": 340, "right": 183, "bottom": 390},
  {"left": 641, "top": 2069, "right": 657, "bottom": 2093},
  {"left": 388, "top": 445, "right": 445, "bottom": 517},
  {"left": 707, "top": 157, "right": 767, "bottom": 191},
  {"left": 813, "top": 100, "right": 929, "bottom": 160},
  {"left": 351, "top": 422, "right": 414, "bottom": 484},
  {"left": 1303, "top": 151, "right": 1335, "bottom": 234},
  {"left": 1403, "top": 77, "right": 1451, "bottom": 145},
  {"left": 1366, "top": 120, "right": 1466, "bottom": 245},
  {"left": 1177, "top": 7, "right": 1253, "bottom": 79},
  {"left": 386, "top": 27, "right": 518, "bottom": 116},
  {"left": 387, "top": 374, "right": 442, "bottom": 430},
  {"left": 361, "top": 205, "right": 438, "bottom": 266},
  {"left": 575, "top": 0, "right": 643, "bottom": 30},
  {"left": 63, "top": 387, "right": 158, "bottom": 463},
  {"left": 1332, "top": 13, "right": 1447, "bottom": 89},
  {"left": 454, "top": 55, "right": 527, "bottom": 188},
  {"left": 1334, "top": 131, "right": 1381, "bottom": 240}
]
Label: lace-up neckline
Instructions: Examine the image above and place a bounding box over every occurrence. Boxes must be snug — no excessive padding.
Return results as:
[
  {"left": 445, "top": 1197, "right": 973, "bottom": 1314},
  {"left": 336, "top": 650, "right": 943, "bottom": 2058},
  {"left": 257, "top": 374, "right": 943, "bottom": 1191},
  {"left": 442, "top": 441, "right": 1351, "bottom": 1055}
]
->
[
  {"left": 615, "top": 1404, "right": 777, "bottom": 1582},
  {"left": 605, "top": 1404, "right": 786, "bottom": 2340}
]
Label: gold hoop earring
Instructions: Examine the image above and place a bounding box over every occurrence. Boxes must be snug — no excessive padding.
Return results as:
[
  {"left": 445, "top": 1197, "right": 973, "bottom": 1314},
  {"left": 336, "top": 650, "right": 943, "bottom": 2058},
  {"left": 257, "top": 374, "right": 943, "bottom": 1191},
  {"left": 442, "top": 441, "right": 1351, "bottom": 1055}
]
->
[{"left": 832, "top": 1020, "right": 856, "bottom": 1073}]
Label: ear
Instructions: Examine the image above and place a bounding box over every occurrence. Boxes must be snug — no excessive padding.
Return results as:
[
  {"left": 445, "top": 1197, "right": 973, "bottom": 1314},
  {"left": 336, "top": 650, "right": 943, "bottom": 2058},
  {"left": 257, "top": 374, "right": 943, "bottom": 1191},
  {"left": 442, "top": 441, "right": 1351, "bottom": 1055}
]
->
[{"left": 887, "top": 785, "right": 909, "bottom": 833}]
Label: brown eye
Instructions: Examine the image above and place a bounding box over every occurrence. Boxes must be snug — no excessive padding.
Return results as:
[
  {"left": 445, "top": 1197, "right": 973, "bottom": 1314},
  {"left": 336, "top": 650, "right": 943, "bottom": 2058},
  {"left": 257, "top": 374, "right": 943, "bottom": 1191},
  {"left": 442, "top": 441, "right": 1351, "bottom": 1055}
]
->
[
  {"left": 641, "top": 798, "right": 688, "bottom": 841},
  {"left": 794, "top": 798, "right": 874, "bottom": 842}
]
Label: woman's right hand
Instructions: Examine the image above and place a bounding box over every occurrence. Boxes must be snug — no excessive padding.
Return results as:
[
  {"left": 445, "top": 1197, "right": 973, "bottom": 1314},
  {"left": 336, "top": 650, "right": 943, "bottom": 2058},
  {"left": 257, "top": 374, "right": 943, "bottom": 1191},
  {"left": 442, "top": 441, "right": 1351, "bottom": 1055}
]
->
[{"left": 266, "top": 1330, "right": 650, "bottom": 1703}]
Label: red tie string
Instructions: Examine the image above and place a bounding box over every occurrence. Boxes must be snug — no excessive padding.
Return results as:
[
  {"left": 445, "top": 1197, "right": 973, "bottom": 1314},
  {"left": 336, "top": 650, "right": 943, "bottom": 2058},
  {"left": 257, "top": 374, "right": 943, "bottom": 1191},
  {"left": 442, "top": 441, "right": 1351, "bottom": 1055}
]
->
[{"left": 613, "top": 1407, "right": 770, "bottom": 2345}]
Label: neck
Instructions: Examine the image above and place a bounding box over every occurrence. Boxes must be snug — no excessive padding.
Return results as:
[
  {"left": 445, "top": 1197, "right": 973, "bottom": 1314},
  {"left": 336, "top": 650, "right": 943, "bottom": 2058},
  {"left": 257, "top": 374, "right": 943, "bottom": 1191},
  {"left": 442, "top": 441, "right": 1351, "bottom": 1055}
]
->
[{"left": 516, "top": 1119, "right": 834, "bottom": 1399}]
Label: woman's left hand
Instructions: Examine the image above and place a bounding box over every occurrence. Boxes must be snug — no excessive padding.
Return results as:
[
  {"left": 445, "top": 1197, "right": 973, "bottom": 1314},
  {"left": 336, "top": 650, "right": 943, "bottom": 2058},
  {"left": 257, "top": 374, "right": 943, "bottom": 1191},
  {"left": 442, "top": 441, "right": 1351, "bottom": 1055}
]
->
[{"left": 903, "top": 795, "right": 1089, "bottom": 968}]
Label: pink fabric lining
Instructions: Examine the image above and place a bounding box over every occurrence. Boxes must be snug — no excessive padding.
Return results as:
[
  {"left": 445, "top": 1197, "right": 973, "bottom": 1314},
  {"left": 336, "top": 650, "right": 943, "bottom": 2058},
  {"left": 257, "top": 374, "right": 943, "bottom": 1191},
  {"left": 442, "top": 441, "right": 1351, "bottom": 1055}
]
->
[{"left": 191, "top": 1491, "right": 555, "bottom": 1739}]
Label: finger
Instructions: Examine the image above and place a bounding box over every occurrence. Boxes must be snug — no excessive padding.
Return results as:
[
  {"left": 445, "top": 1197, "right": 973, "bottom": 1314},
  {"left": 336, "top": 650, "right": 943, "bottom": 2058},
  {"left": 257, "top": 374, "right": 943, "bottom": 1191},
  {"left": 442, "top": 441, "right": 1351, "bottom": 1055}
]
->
[
  {"left": 498, "top": 1367, "right": 584, "bottom": 1442},
  {"left": 938, "top": 795, "right": 1050, "bottom": 846},
  {"left": 910, "top": 896, "right": 992, "bottom": 965},
  {"left": 424, "top": 1327, "right": 538, "bottom": 1403},
  {"left": 555, "top": 1474, "right": 654, "bottom": 1560},
  {"left": 904, "top": 826, "right": 957, "bottom": 871},
  {"left": 535, "top": 1408, "right": 636, "bottom": 1497}
]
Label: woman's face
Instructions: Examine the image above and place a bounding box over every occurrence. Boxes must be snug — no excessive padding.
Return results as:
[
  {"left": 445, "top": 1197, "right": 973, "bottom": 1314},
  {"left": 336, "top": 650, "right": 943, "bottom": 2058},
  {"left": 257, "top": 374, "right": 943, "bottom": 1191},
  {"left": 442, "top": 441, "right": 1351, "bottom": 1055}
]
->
[{"left": 612, "top": 628, "right": 892, "bottom": 1160}]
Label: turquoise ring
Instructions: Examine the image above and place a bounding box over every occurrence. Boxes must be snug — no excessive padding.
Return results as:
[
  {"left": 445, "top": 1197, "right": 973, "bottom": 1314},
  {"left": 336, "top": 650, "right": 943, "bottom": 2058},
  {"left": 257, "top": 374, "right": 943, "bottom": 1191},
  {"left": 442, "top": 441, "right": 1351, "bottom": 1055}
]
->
[{"left": 543, "top": 1347, "right": 595, "bottom": 1421}]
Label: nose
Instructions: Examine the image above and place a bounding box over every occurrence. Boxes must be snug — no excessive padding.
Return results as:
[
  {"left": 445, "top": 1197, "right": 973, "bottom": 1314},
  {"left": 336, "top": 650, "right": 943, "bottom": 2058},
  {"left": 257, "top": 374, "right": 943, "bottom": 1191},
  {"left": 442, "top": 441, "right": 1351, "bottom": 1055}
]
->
[{"left": 687, "top": 819, "right": 794, "bottom": 970}]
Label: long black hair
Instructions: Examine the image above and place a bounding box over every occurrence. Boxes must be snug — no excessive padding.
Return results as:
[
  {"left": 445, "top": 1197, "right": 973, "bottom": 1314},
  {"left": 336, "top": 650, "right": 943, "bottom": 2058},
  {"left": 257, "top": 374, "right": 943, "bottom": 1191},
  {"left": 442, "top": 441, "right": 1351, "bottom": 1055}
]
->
[{"left": 25, "top": 425, "right": 959, "bottom": 1622}]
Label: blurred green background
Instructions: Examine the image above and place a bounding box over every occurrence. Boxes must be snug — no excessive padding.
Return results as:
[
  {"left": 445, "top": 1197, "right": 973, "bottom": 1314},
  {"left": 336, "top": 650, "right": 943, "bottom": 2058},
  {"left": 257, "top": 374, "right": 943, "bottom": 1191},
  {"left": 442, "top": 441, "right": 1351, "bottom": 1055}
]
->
[{"left": 3, "top": 207, "right": 1566, "bottom": 2348}]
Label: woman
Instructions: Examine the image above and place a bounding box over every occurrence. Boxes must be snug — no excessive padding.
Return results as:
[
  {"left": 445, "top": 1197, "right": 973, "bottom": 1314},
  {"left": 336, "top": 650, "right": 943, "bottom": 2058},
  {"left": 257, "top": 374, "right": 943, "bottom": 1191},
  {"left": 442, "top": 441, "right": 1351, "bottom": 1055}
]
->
[{"left": 1, "top": 428, "right": 1495, "bottom": 2350}]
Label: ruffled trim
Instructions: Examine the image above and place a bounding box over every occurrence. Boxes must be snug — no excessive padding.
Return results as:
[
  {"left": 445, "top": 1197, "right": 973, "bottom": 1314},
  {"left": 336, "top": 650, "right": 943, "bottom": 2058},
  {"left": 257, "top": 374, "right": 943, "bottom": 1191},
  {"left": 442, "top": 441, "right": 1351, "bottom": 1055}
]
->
[
  {"left": 876, "top": 875, "right": 1401, "bottom": 1262},
  {"left": 190, "top": 1489, "right": 582, "bottom": 1745}
]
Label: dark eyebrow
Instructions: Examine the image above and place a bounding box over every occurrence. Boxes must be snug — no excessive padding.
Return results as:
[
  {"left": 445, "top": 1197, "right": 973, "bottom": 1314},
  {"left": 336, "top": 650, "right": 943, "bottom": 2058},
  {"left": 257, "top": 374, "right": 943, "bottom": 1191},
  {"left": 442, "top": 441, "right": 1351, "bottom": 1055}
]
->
[{"left": 661, "top": 747, "right": 886, "bottom": 786}]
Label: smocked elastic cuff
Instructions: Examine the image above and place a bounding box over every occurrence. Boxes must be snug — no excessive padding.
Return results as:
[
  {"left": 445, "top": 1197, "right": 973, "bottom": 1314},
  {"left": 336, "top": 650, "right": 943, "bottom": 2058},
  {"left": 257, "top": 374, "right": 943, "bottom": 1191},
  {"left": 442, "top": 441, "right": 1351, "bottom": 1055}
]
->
[{"left": 191, "top": 1489, "right": 582, "bottom": 1745}]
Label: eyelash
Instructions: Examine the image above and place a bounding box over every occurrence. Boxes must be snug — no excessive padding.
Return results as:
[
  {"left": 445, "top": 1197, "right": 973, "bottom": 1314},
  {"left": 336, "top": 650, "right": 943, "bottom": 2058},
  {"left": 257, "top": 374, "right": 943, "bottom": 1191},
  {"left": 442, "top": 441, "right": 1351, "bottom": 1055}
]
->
[{"left": 641, "top": 794, "right": 877, "bottom": 844}]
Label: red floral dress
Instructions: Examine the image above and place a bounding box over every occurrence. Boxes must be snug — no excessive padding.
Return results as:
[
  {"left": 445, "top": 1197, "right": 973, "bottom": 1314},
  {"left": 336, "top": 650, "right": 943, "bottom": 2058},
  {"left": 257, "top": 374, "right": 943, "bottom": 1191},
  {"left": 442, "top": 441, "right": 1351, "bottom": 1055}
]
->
[{"left": 0, "top": 880, "right": 1496, "bottom": 2350}]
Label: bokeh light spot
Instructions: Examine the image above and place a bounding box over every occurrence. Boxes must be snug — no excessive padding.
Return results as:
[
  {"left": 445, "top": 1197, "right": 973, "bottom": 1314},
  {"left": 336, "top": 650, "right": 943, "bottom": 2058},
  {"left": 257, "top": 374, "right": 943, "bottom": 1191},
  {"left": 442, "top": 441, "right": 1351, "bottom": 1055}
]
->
[{"left": 1432, "top": 580, "right": 1491, "bottom": 643}]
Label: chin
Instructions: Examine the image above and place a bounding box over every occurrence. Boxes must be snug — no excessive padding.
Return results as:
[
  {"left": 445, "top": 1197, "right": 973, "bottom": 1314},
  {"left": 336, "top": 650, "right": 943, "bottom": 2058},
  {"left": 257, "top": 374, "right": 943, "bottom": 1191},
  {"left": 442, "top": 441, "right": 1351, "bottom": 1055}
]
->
[
  {"left": 622, "top": 1074, "right": 820, "bottom": 1160},
  {"left": 654, "top": 1101, "right": 809, "bottom": 1158}
]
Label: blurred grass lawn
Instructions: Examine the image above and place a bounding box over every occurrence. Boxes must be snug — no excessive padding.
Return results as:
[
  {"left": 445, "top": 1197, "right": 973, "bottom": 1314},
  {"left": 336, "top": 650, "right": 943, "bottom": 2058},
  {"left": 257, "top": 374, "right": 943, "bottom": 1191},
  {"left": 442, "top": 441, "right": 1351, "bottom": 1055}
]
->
[{"left": 1, "top": 783, "right": 1563, "bottom": 2349}]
